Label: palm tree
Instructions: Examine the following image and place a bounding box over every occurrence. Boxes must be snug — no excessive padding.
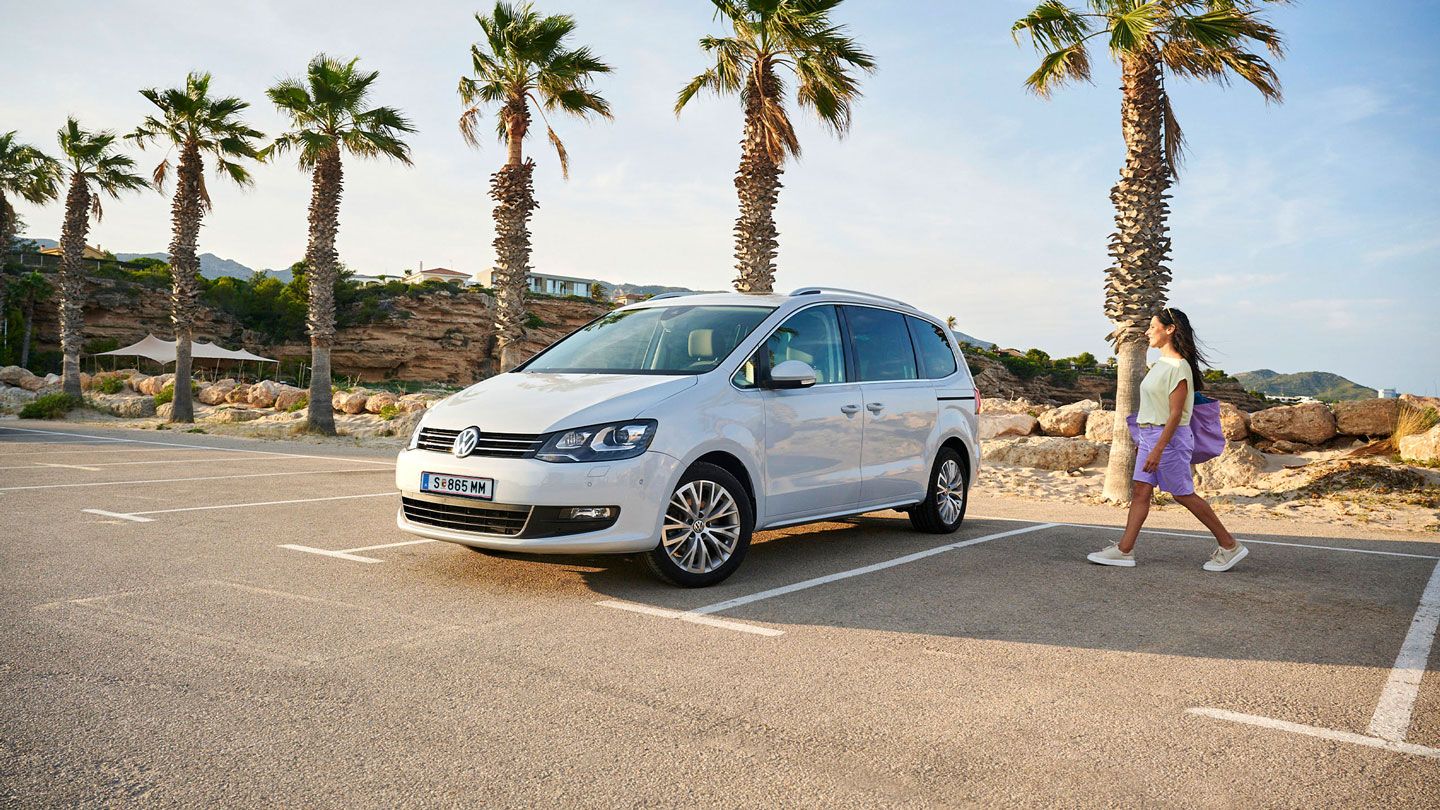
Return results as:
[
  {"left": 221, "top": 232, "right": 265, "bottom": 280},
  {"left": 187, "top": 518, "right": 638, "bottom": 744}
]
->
[
  {"left": 54, "top": 119, "right": 147, "bottom": 396},
  {"left": 677, "top": 0, "right": 875, "bottom": 294},
  {"left": 264, "top": 55, "right": 415, "bottom": 434},
  {"left": 1013, "top": 0, "right": 1283, "bottom": 501},
  {"left": 128, "top": 72, "right": 265, "bottom": 422},
  {"left": 458, "top": 2, "right": 613, "bottom": 371},
  {"left": 10, "top": 270, "right": 52, "bottom": 367},
  {"left": 1, "top": 132, "right": 63, "bottom": 335},
  {"left": 945, "top": 315, "right": 957, "bottom": 330}
]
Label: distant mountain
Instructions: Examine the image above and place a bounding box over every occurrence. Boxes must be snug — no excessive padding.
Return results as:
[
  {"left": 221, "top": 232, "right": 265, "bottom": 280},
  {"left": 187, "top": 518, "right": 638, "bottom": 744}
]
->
[
  {"left": 952, "top": 330, "right": 994, "bottom": 350},
  {"left": 1234, "top": 369, "right": 1375, "bottom": 401},
  {"left": 24, "top": 238, "right": 290, "bottom": 282}
]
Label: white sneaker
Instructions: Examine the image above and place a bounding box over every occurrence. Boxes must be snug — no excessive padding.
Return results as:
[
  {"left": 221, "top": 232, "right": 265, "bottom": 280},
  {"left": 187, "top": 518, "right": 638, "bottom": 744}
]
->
[
  {"left": 1087, "top": 543, "right": 1136, "bottom": 567},
  {"left": 1203, "top": 542, "right": 1249, "bottom": 572}
]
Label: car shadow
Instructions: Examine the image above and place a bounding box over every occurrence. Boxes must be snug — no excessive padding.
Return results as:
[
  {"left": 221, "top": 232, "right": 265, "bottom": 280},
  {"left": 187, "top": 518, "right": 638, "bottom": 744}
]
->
[{"left": 564, "top": 514, "right": 1440, "bottom": 670}]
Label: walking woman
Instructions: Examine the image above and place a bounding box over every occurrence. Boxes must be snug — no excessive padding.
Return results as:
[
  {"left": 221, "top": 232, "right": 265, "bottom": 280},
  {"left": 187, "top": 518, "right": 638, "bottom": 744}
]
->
[{"left": 1087, "top": 308, "right": 1248, "bottom": 571}]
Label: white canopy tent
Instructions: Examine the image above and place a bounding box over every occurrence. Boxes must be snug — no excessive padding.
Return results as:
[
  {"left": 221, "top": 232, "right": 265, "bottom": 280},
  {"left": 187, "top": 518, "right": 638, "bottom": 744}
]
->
[{"left": 96, "top": 334, "right": 277, "bottom": 379}]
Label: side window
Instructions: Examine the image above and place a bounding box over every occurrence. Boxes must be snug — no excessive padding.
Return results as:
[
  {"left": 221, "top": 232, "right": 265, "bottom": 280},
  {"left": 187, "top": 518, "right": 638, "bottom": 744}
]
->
[
  {"left": 907, "top": 316, "right": 958, "bottom": 379},
  {"left": 732, "top": 306, "right": 847, "bottom": 388},
  {"left": 843, "top": 306, "right": 918, "bottom": 382}
]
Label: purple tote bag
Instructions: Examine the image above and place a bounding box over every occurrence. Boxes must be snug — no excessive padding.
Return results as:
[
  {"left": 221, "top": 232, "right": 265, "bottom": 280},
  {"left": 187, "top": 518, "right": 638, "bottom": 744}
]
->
[{"left": 1124, "top": 393, "right": 1225, "bottom": 464}]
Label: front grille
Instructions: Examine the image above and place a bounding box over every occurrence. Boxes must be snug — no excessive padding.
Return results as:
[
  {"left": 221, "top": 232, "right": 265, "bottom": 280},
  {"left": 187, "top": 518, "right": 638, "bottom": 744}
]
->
[
  {"left": 416, "top": 427, "right": 546, "bottom": 458},
  {"left": 402, "top": 496, "right": 531, "bottom": 536}
]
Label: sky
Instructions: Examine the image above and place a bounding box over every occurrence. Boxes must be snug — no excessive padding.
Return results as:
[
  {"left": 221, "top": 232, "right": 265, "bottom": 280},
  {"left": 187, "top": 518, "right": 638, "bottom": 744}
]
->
[{"left": 4, "top": 0, "right": 1438, "bottom": 395}]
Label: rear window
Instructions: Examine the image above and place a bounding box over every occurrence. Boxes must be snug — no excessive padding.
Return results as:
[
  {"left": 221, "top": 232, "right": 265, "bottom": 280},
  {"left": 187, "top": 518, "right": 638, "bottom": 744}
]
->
[{"left": 906, "top": 316, "right": 958, "bottom": 379}]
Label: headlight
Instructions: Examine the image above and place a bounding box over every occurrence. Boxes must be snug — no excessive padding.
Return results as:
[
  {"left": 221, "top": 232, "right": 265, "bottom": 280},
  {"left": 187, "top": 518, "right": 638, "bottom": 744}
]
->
[
  {"left": 407, "top": 418, "right": 425, "bottom": 450},
  {"left": 535, "top": 419, "right": 657, "bottom": 463}
]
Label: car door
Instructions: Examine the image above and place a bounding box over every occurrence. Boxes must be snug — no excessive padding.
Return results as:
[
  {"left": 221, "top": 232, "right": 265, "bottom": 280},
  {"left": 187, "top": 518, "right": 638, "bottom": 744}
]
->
[
  {"left": 840, "top": 306, "right": 936, "bottom": 506},
  {"left": 735, "top": 305, "right": 863, "bottom": 521}
]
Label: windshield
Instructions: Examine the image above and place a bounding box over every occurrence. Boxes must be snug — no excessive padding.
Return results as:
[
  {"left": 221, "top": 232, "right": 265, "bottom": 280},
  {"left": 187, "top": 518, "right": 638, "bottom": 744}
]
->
[{"left": 522, "top": 305, "right": 774, "bottom": 375}]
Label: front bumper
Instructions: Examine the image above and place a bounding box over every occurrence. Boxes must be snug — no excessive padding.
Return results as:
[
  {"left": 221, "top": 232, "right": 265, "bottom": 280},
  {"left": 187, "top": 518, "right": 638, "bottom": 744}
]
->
[{"left": 394, "top": 447, "right": 681, "bottom": 554}]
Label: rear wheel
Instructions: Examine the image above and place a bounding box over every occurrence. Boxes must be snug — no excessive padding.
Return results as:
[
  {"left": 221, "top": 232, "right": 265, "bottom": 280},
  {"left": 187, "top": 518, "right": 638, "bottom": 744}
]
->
[
  {"left": 645, "top": 463, "right": 753, "bottom": 587},
  {"left": 909, "top": 447, "right": 968, "bottom": 533}
]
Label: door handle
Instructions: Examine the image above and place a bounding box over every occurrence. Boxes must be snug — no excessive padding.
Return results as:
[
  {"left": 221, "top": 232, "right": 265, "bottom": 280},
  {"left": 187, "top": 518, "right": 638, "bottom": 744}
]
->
[
  {"left": 866, "top": 402, "right": 885, "bottom": 413},
  {"left": 840, "top": 404, "right": 860, "bottom": 415}
]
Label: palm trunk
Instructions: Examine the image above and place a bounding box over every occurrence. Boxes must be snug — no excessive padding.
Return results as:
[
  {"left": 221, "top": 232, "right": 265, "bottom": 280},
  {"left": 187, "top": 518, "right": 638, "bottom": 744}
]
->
[
  {"left": 491, "top": 99, "right": 535, "bottom": 372},
  {"left": 57, "top": 174, "right": 91, "bottom": 398},
  {"left": 21, "top": 299, "right": 34, "bottom": 367},
  {"left": 732, "top": 68, "right": 783, "bottom": 294},
  {"left": 304, "top": 147, "right": 342, "bottom": 435},
  {"left": 1101, "top": 49, "right": 1174, "bottom": 503},
  {"left": 0, "top": 192, "right": 13, "bottom": 342},
  {"left": 167, "top": 142, "right": 205, "bottom": 423}
]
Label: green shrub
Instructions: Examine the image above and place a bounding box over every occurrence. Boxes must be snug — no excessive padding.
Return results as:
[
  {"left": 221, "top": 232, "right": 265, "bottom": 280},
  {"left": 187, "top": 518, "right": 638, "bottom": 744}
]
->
[
  {"left": 524, "top": 312, "right": 546, "bottom": 329},
  {"left": 285, "top": 397, "right": 309, "bottom": 413},
  {"left": 378, "top": 403, "right": 400, "bottom": 421},
  {"left": 95, "top": 376, "right": 125, "bottom": 394},
  {"left": 18, "top": 392, "right": 81, "bottom": 419}
]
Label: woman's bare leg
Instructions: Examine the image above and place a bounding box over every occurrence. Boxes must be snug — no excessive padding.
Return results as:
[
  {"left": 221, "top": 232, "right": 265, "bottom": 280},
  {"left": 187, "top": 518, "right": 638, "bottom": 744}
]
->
[
  {"left": 1117, "top": 481, "right": 1154, "bottom": 554},
  {"left": 1173, "top": 492, "right": 1237, "bottom": 549}
]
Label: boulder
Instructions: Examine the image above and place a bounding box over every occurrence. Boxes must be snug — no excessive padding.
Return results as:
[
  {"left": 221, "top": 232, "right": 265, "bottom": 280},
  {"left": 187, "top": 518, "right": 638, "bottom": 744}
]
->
[
  {"left": 86, "top": 371, "right": 125, "bottom": 391},
  {"left": 0, "top": 385, "right": 39, "bottom": 413},
  {"left": 978, "top": 413, "right": 1040, "bottom": 441},
  {"left": 273, "top": 385, "right": 307, "bottom": 412},
  {"left": 0, "top": 366, "right": 34, "bottom": 386},
  {"left": 225, "top": 384, "right": 252, "bottom": 404},
  {"left": 336, "top": 390, "right": 370, "bottom": 415},
  {"left": 198, "top": 380, "right": 238, "bottom": 406},
  {"left": 1039, "top": 399, "right": 1099, "bottom": 438},
  {"left": 1399, "top": 425, "right": 1440, "bottom": 464},
  {"left": 137, "top": 373, "right": 174, "bottom": 396},
  {"left": 88, "top": 393, "right": 157, "bottom": 419},
  {"left": 156, "top": 402, "right": 173, "bottom": 420},
  {"left": 979, "top": 397, "right": 1049, "bottom": 417},
  {"left": 1194, "top": 441, "right": 1268, "bottom": 491},
  {"left": 1249, "top": 402, "right": 1336, "bottom": 445},
  {"left": 1218, "top": 401, "right": 1250, "bottom": 441},
  {"left": 1084, "top": 410, "right": 1116, "bottom": 443},
  {"left": 17, "top": 371, "right": 48, "bottom": 392},
  {"left": 1333, "top": 399, "right": 1400, "bottom": 438},
  {"left": 398, "top": 392, "right": 440, "bottom": 413},
  {"left": 43, "top": 373, "right": 61, "bottom": 385},
  {"left": 247, "top": 379, "right": 281, "bottom": 408},
  {"left": 365, "top": 391, "right": 400, "bottom": 414},
  {"left": 127, "top": 374, "right": 152, "bottom": 394},
  {"left": 981, "top": 437, "right": 1102, "bottom": 471},
  {"left": 208, "top": 406, "right": 264, "bottom": 423}
]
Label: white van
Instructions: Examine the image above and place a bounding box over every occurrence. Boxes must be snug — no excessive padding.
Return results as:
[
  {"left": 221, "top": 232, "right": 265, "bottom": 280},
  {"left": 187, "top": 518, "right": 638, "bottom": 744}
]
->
[{"left": 395, "top": 288, "right": 980, "bottom": 586}]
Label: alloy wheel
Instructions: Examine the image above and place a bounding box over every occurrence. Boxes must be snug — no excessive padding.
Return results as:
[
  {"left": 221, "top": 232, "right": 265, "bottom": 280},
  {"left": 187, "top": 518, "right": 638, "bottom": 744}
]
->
[
  {"left": 936, "top": 459, "right": 966, "bottom": 525},
  {"left": 662, "top": 480, "right": 741, "bottom": 574}
]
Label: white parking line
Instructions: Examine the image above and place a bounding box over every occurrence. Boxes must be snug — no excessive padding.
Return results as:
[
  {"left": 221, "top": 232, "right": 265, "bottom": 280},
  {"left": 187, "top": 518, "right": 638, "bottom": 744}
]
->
[
  {"left": 597, "top": 599, "right": 785, "bottom": 637},
  {"left": 1368, "top": 561, "right": 1440, "bottom": 742},
  {"left": 279, "top": 538, "right": 436, "bottom": 564},
  {"left": 0, "top": 467, "right": 387, "bottom": 493},
  {"left": 83, "top": 492, "right": 397, "bottom": 521},
  {"left": 1186, "top": 708, "right": 1440, "bottom": 760},
  {"left": 0, "top": 454, "right": 285, "bottom": 470},
  {"left": 0, "top": 426, "right": 396, "bottom": 467},
  {"left": 35, "top": 462, "right": 102, "bottom": 471},
  {"left": 692, "top": 522, "right": 1059, "bottom": 616}
]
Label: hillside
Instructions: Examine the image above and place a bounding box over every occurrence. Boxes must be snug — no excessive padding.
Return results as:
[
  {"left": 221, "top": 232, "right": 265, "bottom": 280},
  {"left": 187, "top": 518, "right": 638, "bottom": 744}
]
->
[
  {"left": 1235, "top": 369, "right": 1375, "bottom": 401},
  {"left": 27, "top": 239, "right": 290, "bottom": 282}
]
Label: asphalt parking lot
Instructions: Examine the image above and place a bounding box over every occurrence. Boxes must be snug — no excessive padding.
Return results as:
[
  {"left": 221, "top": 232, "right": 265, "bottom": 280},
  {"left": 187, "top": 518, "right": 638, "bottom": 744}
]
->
[{"left": 2, "top": 422, "right": 1437, "bottom": 807}]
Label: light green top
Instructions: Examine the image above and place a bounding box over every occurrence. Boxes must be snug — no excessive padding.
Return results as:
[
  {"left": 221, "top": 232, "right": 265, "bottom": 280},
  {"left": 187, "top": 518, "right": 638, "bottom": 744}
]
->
[{"left": 1137, "top": 356, "right": 1194, "bottom": 426}]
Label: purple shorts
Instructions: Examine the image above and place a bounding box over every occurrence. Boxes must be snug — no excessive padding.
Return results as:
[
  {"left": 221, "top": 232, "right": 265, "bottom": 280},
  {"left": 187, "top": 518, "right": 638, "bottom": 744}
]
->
[{"left": 1133, "top": 423, "right": 1195, "bottom": 496}]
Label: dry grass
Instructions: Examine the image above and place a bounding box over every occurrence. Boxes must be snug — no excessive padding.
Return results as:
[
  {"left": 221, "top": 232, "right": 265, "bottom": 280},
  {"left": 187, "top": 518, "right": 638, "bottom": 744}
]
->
[{"left": 1389, "top": 403, "right": 1439, "bottom": 451}]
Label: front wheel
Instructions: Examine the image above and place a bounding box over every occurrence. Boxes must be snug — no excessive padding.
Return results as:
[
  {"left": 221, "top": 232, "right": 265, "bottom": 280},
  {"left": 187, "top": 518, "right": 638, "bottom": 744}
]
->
[
  {"left": 909, "top": 448, "right": 968, "bottom": 533},
  {"left": 645, "top": 462, "right": 754, "bottom": 587}
]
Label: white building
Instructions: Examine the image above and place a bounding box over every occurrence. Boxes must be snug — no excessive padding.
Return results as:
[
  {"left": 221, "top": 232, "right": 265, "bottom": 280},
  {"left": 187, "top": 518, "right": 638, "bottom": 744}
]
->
[
  {"left": 1377, "top": 388, "right": 1399, "bottom": 399},
  {"left": 473, "top": 269, "right": 598, "bottom": 297},
  {"left": 402, "top": 266, "right": 472, "bottom": 285}
]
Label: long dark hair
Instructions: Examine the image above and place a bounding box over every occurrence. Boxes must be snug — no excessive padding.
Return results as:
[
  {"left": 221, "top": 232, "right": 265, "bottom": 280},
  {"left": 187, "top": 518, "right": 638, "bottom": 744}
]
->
[{"left": 1158, "top": 307, "right": 1208, "bottom": 393}]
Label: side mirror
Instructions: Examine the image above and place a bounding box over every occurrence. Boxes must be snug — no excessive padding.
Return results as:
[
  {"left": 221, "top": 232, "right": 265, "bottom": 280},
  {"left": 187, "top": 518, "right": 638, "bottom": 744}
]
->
[{"left": 767, "top": 359, "right": 817, "bottom": 390}]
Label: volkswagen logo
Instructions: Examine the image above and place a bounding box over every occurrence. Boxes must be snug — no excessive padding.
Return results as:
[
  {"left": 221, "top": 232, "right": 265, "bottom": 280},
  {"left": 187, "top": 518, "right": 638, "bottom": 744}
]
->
[{"left": 452, "top": 426, "right": 480, "bottom": 458}]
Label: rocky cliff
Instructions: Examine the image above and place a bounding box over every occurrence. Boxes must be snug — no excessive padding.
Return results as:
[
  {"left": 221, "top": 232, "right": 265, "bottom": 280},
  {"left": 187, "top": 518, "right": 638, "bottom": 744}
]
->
[
  {"left": 27, "top": 275, "right": 609, "bottom": 385},
  {"left": 965, "top": 352, "right": 1268, "bottom": 412}
]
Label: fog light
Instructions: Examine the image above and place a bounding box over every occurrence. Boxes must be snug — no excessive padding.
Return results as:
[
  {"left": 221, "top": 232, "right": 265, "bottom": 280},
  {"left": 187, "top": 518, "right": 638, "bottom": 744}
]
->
[{"left": 563, "top": 506, "right": 614, "bottom": 520}]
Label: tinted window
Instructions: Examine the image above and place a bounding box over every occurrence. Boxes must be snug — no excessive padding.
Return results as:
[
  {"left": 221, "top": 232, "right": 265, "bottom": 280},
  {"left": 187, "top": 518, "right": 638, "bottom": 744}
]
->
[
  {"left": 734, "top": 305, "right": 847, "bottom": 388},
  {"left": 525, "top": 306, "right": 772, "bottom": 374},
  {"left": 843, "top": 306, "right": 918, "bottom": 381},
  {"left": 907, "top": 316, "right": 957, "bottom": 379}
]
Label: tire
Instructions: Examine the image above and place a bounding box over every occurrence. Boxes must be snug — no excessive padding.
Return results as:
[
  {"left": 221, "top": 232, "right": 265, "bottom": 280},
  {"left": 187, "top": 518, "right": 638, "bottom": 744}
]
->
[
  {"left": 909, "top": 447, "right": 969, "bottom": 534},
  {"left": 644, "top": 462, "right": 754, "bottom": 587}
]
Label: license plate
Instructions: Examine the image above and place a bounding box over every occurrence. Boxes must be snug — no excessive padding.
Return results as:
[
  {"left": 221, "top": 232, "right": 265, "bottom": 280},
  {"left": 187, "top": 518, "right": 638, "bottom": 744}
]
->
[{"left": 421, "top": 471, "right": 494, "bottom": 500}]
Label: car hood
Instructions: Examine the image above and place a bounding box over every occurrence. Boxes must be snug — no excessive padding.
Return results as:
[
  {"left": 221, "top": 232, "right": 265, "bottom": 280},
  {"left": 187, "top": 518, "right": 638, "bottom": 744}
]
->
[{"left": 423, "top": 372, "right": 698, "bottom": 434}]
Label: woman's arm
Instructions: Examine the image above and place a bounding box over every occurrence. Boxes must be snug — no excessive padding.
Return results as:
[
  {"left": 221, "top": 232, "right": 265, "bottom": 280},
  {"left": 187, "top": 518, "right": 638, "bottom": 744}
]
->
[{"left": 1142, "top": 378, "right": 1189, "bottom": 472}]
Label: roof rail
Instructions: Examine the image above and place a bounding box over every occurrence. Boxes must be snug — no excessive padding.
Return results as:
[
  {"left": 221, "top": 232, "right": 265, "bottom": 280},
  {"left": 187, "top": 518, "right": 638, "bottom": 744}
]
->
[
  {"left": 788, "top": 287, "right": 916, "bottom": 310},
  {"left": 646, "top": 291, "right": 694, "bottom": 301}
]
